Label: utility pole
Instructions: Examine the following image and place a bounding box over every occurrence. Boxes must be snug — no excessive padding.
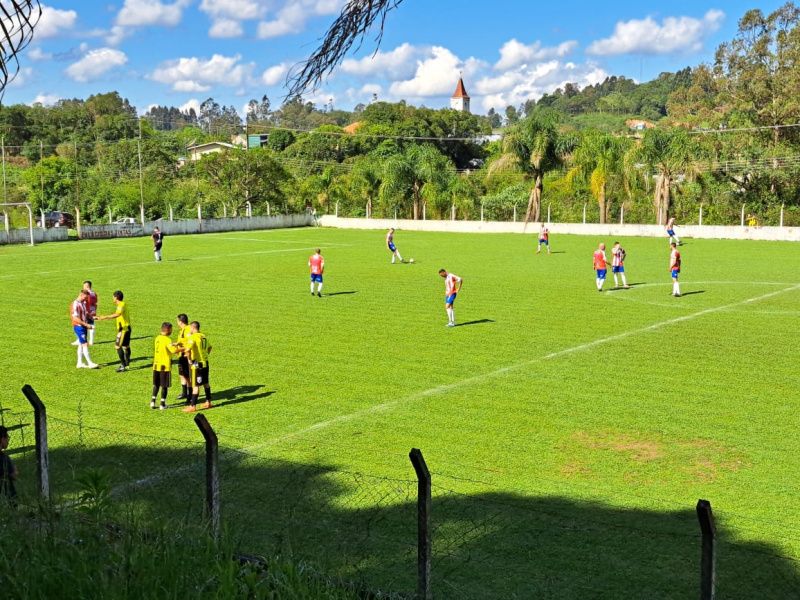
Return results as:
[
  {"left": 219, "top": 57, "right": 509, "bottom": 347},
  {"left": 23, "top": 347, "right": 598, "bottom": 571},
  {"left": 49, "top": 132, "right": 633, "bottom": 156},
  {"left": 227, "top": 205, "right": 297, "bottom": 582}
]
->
[
  {"left": 73, "top": 140, "right": 79, "bottom": 211},
  {"left": 138, "top": 118, "right": 145, "bottom": 223},
  {"left": 1, "top": 136, "right": 7, "bottom": 204}
]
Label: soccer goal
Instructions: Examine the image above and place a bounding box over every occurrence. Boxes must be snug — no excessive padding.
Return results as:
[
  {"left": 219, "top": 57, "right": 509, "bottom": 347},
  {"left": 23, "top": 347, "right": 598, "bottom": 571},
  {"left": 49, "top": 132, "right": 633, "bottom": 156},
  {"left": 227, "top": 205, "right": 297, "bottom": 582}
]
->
[{"left": 0, "top": 202, "right": 35, "bottom": 246}]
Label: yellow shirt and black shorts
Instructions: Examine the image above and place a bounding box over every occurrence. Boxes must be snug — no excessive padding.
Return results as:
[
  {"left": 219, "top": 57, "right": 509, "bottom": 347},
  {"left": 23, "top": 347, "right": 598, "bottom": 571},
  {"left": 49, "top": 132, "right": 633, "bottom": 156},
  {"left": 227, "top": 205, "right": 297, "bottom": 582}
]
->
[
  {"left": 152, "top": 334, "right": 175, "bottom": 388},
  {"left": 187, "top": 332, "right": 211, "bottom": 387},
  {"left": 176, "top": 324, "right": 191, "bottom": 379},
  {"left": 114, "top": 301, "right": 132, "bottom": 347}
]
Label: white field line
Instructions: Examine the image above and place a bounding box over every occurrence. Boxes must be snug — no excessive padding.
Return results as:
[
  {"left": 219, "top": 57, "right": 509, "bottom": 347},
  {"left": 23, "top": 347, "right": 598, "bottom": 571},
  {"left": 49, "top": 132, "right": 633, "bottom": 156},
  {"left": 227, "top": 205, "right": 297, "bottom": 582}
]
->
[
  {"left": 0, "top": 244, "right": 352, "bottom": 280},
  {"left": 106, "top": 281, "right": 800, "bottom": 496},
  {"left": 247, "top": 282, "right": 800, "bottom": 451}
]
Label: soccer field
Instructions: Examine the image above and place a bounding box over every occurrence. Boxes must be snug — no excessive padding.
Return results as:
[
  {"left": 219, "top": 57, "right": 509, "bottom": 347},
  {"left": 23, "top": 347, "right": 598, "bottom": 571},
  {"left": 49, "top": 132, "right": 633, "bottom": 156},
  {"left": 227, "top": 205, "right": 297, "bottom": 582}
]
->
[{"left": 2, "top": 227, "right": 800, "bottom": 598}]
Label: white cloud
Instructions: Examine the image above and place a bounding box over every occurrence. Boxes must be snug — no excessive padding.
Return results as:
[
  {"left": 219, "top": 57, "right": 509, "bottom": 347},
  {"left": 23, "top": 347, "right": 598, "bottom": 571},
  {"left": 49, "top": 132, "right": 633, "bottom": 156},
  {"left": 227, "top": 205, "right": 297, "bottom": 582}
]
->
[
  {"left": 209, "top": 18, "right": 244, "bottom": 38},
  {"left": 261, "top": 62, "right": 289, "bottom": 86},
  {"left": 150, "top": 54, "right": 254, "bottom": 92},
  {"left": 494, "top": 39, "right": 577, "bottom": 70},
  {"left": 257, "top": 0, "right": 343, "bottom": 39},
  {"left": 31, "top": 93, "right": 61, "bottom": 106},
  {"left": 179, "top": 98, "right": 201, "bottom": 114},
  {"left": 8, "top": 67, "right": 34, "bottom": 87},
  {"left": 36, "top": 4, "right": 78, "bottom": 38},
  {"left": 341, "top": 43, "right": 421, "bottom": 79},
  {"left": 200, "top": 0, "right": 266, "bottom": 20},
  {"left": 106, "top": 25, "right": 129, "bottom": 45},
  {"left": 477, "top": 61, "right": 609, "bottom": 111},
  {"left": 65, "top": 48, "right": 128, "bottom": 82},
  {"left": 116, "top": 0, "right": 191, "bottom": 27},
  {"left": 588, "top": 10, "right": 724, "bottom": 56},
  {"left": 388, "top": 46, "right": 485, "bottom": 98},
  {"left": 28, "top": 47, "right": 53, "bottom": 61}
]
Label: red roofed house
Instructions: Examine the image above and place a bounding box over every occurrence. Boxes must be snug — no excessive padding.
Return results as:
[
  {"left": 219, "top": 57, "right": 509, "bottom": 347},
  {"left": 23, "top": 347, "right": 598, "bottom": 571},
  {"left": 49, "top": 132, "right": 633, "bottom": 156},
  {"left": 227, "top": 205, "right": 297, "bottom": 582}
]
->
[{"left": 451, "top": 77, "right": 471, "bottom": 114}]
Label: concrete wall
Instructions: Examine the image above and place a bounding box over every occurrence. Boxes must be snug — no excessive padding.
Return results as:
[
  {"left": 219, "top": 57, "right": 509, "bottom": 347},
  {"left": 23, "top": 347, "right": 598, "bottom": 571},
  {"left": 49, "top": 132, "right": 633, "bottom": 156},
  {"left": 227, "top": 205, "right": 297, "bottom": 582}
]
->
[
  {"left": 0, "top": 227, "right": 69, "bottom": 245},
  {"left": 80, "top": 214, "right": 315, "bottom": 239},
  {"left": 319, "top": 216, "right": 800, "bottom": 242}
]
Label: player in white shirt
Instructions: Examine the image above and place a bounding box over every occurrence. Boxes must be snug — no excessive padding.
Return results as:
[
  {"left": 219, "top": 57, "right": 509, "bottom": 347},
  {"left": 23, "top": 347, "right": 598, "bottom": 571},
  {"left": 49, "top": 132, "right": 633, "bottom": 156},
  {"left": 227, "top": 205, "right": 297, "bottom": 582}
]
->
[
  {"left": 611, "top": 242, "right": 630, "bottom": 289},
  {"left": 438, "top": 269, "right": 463, "bottom": 327},
  {"left": 386, "top": 228, "right": 404, "bottom": 264},
  {"left": 666, "top": 217, "right": 681, "bottom": 245}
]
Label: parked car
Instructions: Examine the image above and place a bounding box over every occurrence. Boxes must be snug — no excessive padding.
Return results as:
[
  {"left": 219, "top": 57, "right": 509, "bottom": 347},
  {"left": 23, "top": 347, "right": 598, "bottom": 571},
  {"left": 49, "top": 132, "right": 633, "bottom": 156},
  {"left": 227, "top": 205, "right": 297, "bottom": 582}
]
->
[
  {"left": 38, "top": 211, "right": 74, "bottom": 228},
  {"left": 113, "top": 217, "right": 137, "bottom": 225}
]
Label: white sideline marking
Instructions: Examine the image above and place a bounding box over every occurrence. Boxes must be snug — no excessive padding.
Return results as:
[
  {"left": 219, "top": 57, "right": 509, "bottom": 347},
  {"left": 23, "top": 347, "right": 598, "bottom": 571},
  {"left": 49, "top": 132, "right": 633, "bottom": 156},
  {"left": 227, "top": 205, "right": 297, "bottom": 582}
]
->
[
  {"left": 247, "top": 282, "right": 800, "bottom": 450},
  {"left": 0, "top": 245, "right": 351, "bottom": 280}
]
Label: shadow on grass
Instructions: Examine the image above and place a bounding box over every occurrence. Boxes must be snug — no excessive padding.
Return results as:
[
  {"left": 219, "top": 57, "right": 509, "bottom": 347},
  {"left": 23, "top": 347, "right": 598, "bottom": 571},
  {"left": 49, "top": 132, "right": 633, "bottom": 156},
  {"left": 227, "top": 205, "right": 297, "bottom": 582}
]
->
[
  {"left": 9, "top": 441, "right": 798, "bottom": 599},
  {"left": 94, "top": 336, "right": 151, "bottom": 345},
  {"left": 454, "top": 319, "right": 495, "bottom": 327},
  {"left": 680, "top": 290, "right": 706, "bottom": 297},
  {"left": 324, "top": 291, "right": 358, "bottom": 297},
  {"left": 212, "top": 385, "right": 276, "bottom": 408}
]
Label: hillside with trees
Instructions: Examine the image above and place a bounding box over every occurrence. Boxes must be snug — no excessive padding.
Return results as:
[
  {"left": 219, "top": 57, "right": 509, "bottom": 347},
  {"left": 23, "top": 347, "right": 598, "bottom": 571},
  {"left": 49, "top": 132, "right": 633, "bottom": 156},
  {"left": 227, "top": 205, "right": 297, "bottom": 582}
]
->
[{"left": 1, "top": 3, "right": 800, "bottom": 227}]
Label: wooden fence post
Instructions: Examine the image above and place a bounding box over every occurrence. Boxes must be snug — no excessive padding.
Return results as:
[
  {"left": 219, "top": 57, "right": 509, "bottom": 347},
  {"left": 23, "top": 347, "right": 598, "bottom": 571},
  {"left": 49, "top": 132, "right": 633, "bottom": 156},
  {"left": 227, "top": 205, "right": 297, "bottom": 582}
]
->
[
  {"left": 697, "top": 499, "right": 716, "bottom": 600},
  {"left": 194, "top": 414, "right": 220, "bottom": 541},
  {"left": 409, "top": 448, "right": 432, "bottom": 600},
  {"left": 21, "top": 385, "right": 49, "bottom": 502}
]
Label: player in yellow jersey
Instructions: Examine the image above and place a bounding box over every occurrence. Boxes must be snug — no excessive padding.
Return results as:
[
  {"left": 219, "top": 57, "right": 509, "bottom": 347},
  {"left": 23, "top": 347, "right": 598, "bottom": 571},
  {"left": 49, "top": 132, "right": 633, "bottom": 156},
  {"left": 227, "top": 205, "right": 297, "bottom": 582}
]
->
[
  {"left": 152, "top": 322, "right": 179, "bottom": 410},
  {"left": 97, "top": 290, "right": 132, "bottom": 372},
  {"left": 181, "top": 321, "right": 213, "bottom": 413},
  {"left": 175, "top": 313, "right": 192, "bottom": 402}
]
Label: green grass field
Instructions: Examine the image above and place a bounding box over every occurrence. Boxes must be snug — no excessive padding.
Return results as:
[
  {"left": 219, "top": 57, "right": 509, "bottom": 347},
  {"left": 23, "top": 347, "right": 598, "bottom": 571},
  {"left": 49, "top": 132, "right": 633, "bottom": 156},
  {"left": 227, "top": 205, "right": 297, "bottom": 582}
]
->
[{"left": 2, "top": 227, "right": 800, "bottom": 598}]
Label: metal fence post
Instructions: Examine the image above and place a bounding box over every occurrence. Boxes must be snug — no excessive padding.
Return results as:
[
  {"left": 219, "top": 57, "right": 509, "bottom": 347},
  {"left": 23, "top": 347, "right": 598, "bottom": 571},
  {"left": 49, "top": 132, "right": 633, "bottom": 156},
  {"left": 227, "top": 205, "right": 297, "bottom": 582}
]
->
[
  {"left": 21, "top": 385, "right": 49, "bottom": 502},
  {"left": 699, "top": 204, "right": 703, "bottom": 227},
  {"left": 547, "top": 203, "right": 551, "bottom": 224},
  {"left": 697, "top": 499, "right": 716, "bottom": 600},
  {"left": 583, "top": 203, "right": 587, "bottom": 224},
  {"left": 780, "top": 203, "right": 784, "bottom": 228},
  {"left": 74, "top": 206, "right": 81, "bottom": 238},
  {"left": 194, "top": 414, "right": 220, "bottom": 541},
  {"left": 740, "top": 205, "right": 745, "bottom": 227},
  {"left": 409, "top": 448, "right": 431, "bottom": 600},
  {"left": 619, "top": 205, "right": 624, "bottom": 225}
]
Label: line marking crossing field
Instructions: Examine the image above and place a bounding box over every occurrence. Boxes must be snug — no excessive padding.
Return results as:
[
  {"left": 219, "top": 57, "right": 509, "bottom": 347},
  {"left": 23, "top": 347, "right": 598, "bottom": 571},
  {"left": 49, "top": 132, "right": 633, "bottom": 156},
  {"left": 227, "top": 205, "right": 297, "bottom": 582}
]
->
[{"left": 248, "top": 282, "right": 800, "bottom": 450}]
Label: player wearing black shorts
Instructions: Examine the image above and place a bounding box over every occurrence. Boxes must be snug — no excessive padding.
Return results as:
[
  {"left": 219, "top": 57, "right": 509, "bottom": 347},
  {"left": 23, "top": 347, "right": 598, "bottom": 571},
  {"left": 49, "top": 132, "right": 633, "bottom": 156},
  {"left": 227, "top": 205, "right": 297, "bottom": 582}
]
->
[
  {"left": 151, "top": 322, "right": 178, "bottom": 410},
  {"left": 97, "top": 290, "right": 132, "bottom": 372},
  {"left": 175, "top": 313, "right": 191, "bottom": 401},
  {"left": 182, "top": 321, "right": 212, "bottom": 413}
]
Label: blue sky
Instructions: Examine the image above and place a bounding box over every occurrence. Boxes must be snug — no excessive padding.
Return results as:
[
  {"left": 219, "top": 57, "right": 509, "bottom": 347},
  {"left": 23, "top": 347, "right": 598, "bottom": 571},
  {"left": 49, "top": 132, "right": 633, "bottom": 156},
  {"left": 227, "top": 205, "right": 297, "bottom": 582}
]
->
[{"left": 2, "top": 0, "right": 787, "bottom": 116}]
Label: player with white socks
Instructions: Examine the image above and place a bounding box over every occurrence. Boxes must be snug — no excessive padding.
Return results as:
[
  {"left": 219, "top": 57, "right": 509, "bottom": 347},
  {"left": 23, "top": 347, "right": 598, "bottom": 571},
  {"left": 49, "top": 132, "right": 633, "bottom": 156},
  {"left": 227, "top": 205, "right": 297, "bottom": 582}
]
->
[
  {"left": 386, "top": 228, "right": 404, "bottom": 264},
  {"left": 439, "top": 269, "right": 462, "bottom": 327},
  {"left": 83, "top": 280, "right": 98, "bottom": 345},
  {"left": 308, "top": 249, "right": 325, "bottom": 297},
  {"left": 71, "top": 290, "right": 98, "bottom": 369},
  {"left": 593, "top": 243, "right": 610, "bottom": 292},
  {"left": 670, "top": 242, "right": 682, "bottom": 297},
  {"left": 611, "top": 242, "right": 630, "bottom": 289}
]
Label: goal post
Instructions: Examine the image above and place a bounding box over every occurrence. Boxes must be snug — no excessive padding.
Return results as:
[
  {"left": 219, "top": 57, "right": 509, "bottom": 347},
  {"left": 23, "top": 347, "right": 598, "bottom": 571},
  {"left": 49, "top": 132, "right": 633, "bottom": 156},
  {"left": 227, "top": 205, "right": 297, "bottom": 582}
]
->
[{"left": 0, "top": 202, "right": 35, "bottom": 246}]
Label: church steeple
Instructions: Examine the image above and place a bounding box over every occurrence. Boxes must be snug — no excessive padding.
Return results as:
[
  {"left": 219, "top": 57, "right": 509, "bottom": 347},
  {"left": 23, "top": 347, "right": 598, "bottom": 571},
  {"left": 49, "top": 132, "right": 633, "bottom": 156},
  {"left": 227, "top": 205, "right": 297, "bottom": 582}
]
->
[{"left": 450, "top": 76, "right": 470, "bottom": 113}]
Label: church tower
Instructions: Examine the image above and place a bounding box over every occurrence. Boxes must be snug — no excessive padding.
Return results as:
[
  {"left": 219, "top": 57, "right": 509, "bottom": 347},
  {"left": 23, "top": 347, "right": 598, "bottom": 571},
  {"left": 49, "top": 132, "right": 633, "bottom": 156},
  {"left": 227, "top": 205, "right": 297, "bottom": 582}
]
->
[{"left": 450, "top": 77, "right": 470, "bottom": 113}]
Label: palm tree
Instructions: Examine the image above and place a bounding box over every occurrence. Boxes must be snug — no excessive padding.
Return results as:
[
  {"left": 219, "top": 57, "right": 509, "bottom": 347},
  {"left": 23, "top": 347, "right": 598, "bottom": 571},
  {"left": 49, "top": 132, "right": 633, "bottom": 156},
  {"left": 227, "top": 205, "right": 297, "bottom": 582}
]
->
[
  {"left": 380, "top": 145, "right": 453, "bottom": 219},
  {"left": 350, "top": 157, "right": 382, "bottom": 217},
  {"left": 568, "top": 132, "right": 630, "bottom": 224},
  {"left": 637, "top": 129, "right": 702, "bottom": 224},
  {"left": 490, "top": 109, "right": 575, "bottom": 224}
]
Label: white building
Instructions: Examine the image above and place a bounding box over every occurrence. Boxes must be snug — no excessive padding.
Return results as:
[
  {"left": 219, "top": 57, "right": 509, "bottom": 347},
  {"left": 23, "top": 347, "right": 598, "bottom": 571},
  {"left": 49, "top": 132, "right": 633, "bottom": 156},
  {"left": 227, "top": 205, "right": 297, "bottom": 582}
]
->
[{"left": 450, "top": 77, "right": 471, "bottom": 113}]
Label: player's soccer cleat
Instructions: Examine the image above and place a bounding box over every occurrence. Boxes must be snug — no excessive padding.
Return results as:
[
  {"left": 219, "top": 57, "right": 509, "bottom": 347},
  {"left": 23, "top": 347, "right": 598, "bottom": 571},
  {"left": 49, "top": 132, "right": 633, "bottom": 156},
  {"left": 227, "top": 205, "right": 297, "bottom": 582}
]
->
[
  {"left": 624, "top": 285, "right": 630, "bottom": 289},
  {"left": 176, "top": 393, "right": 187, "bottom": 400},
  {"left": 317, "top": 292, "right": 322, "bottom": 297},
  {"left": 150, "top": 400, "right": 156, "bottom": 409},
  {"left": 76, "top": 363, "right": 85, "bottom": 368},
  {"left": 159, "top": 402, "right": 166, "bottom": 410},
  {"left": 182, "top": 405, "right": 196, "bottom": 413},
  {"left": 116, "top": 365, "right": 126, "bottom": 372},
  {"left": 86, "top": 362, "right": 99, "bottom": 369},
  {"left": 446, "top": 322, "right": 455, "bottom": 327},
  {"left": 202, "top": 401, "right": 212, "bottom": 410}
]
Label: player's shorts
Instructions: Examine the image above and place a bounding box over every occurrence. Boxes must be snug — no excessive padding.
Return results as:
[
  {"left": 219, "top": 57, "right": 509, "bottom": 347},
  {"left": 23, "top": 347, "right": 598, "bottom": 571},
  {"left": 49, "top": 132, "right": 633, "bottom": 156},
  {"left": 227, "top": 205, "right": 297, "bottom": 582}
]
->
[
  {"left": 538, "top": 239, "right": 549, "bottom": 245},
  {"left": 612, "top": 265, "right": 624, "bottom": 273},
  {"left": 116, "top": 327, "right": 131, "bottom": 347},
  {"left": 388, "top": 242, "right": 397, "bottom": 251},
  {"left": 445, "top": 293, "right": 457, "bottom": 305},
  {"left": 191, "top": 363, "right": 209, "bottom": 387},
  {"left": 671, "top": 269, "right": 680, "bottom": 279},
  {"left": 152, "top": 368, "right": 171, "bottom": 388},
  {"left": 596, "top": 269, "right": 607, "bottom": 280},
  {"left": 178, "top": 355, "right": 190, "bottom": 378},
  {"left": 73, "top": 325, "right": 88, "bottom": 345},
  {"left": 667, "top": 229, "right": 675, "bottom": 236},
  {"left": 310, "top": 273, "right": 323, "bottom": 283}
]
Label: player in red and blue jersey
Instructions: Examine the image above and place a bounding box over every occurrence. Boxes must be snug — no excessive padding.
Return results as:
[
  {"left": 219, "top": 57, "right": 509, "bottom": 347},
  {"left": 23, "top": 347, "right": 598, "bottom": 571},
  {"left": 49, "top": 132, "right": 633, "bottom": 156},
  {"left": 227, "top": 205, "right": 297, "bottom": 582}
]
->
[
  {"left": 438, "top": 269, "right": 463, "bottom": 327},
  {"left": 670, "top": 242, "right": 682, "bottom": 297},
  {"left": 83, "top": 280, "right": 98, "bottom": 345},
  {"left": 309, "top": 249, "right": 324, "bottom": 297},
  {"left": 71, "top": 290, "right": 98, "bottom": 369},
  {"left": 593, "top": 243, "right": 610, "bottom": 292},
  {"left": 386, "top": 228, "right": 404, "bottom": 264},
  {"left": 611, "top": 242, "right": 630, "bottom": 289},
  {"left": 537, "top": 223, "right": 551, "bottom": 254}
]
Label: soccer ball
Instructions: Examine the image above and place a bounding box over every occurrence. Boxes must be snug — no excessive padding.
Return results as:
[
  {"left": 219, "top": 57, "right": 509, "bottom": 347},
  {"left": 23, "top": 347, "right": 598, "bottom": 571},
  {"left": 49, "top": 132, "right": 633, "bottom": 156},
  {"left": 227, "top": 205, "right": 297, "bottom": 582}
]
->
[{"left": 409, "top": 258, "right": 415, "bottom": 263}]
